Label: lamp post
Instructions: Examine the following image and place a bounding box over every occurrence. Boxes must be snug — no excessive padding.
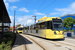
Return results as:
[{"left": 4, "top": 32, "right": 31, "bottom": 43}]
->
[
  {"left": 13, "top": 10, "right": 16, "bottom": 33},
  {"left": 32, "top": 15, "right": 36, "bottom": 23}
]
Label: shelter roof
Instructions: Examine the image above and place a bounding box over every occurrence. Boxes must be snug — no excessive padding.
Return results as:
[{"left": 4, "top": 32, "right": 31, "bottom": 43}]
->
[{"left": 0, "top": 0, "right": 11, "bottom": 23}]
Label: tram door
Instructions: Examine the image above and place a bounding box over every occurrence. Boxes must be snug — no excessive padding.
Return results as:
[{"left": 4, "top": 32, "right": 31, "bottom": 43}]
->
[{"left": 36, "top": 24, "right": 38, "bottom": 33}]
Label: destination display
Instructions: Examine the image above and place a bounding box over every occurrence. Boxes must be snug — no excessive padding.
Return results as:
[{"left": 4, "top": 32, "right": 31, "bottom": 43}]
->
[{"left": 53, "top": 19, "right": 62, "bottom": 22}]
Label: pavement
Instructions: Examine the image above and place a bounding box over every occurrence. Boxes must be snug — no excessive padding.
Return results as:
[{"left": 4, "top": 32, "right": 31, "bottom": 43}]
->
[{"left": 12, "top": 34, "right": 25, "bottom": 50}]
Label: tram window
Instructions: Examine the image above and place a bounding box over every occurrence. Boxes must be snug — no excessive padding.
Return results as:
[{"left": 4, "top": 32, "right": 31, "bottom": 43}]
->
[
  {"left": 47, "top": 21, "right": 50, "bottom": 29},
  {"left": 47, "top": 21, "right": 52, "bottom": 29},
  {"left": 40, "top": 22, "right": 45, "bottom": 29},
  {"left": 32, "top": 25, "right": 34, "bottom": 30},
  {"left": 50, "top": 22, "right": 53, "bottom": 29},
  {"left": 38, "top": 24, "right": 41, "bottom": 29},
  {"left": 34, "top": 25, "right": 36, "bottom": 29}
]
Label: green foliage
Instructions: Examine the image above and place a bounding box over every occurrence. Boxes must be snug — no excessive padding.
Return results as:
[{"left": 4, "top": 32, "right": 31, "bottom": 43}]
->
[
  {"left": 72, "top": 29, "right": 74, "bottom": 31},
  {"left": 4, "top": 46, "right": 11, "bottom": 50},
  {"left": 0, "top": 32, "right": 16, "bottom": 50},
  {"left": 2, "top": 37, "right": 7, "bottom": 43},
  {"left": 73, "top": 19, "right": 75, "bottom": 24},
  {"left": 3, "top": 32, "right": 14, "bottom": 38},
  {"left": 64, "top": 29, "right": 67, "bottom": 31},
  {"left": 6, "top": 41, "right": 12, "bottom": 46},
  {"left": 0, "top": 45, "right": 3, "bottom": 50},
  {"left": 63, "top": 17, "right": 73, "bottom": 30},
  {"left": 10, "top": 28, "right": 12, "bottom": 30}
]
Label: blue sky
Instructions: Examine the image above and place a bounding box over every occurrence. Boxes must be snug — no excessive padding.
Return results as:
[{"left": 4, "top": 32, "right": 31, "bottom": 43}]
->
[{"left": 4, "top": 0, "right": 75, "bottom": 26}]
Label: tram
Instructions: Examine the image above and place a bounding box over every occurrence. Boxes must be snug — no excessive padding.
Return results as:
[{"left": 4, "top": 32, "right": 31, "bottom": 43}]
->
[
  {"left": 17, "top": 26, "right": 23, "bottom": 33},
  {"left": 26, "top": 17, "right": 64, "bottom": 39}
]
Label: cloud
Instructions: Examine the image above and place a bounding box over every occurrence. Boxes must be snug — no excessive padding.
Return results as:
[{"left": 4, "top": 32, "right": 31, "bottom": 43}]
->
[
  {"left": 50, "top": 2, "right": 75, "bottom": 15},
  {"left": 34, "top": 10, "right": 37, "bottom": 12},
  {"left": 5, "top": 3, "right": 9, "bottom": 9},
  {"left": 18, "top": 7, "right": 29, "bottom": 12},
  {"left": 10, "top": 16, "right": 14, "bottom": 23},
  {"left": 16, "top": 15, "right": 34, "bottom": 26},
  {"left": 34, "top": 12, "right": 45, "bottom": 15},
  {"left": 4, "top": 0, "right": 6, "bottom": 2},
  {"left": 7, "top": 0, "right": 20, "bottom": 2},
  {"left": 50, "top": 12, "right": 61, "bottom": 15},
  {"left": 4, "top": 0, "right": 9, "bottom": 10},
  {"left": 10, "top": 6, "right": 17, "bottom": 10}
]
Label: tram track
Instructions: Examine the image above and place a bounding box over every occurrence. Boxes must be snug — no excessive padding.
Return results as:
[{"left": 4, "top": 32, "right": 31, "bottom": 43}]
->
[
  {"left": 20, "top": 34, "right": 47, "bottom": 50},
  {"left": 23, "top": 34, "right": 70, "bottom": 50},
  {"left": 24, "top": 34, "right": 75, "bottom": 50},
  {"left": 20, "top": 34, "right": 28, "bottom": 50}
]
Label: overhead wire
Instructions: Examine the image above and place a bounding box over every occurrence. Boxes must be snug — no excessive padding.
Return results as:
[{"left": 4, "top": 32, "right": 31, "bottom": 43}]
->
[
  {"left": 25, "top": 0, "right": 28, "bottom": 8},
  {"left": 39, "top": 0, "right": 56, "bottom": 12},
  {"left": 37, "top": 0, "right": 46, "bottom": 11}
]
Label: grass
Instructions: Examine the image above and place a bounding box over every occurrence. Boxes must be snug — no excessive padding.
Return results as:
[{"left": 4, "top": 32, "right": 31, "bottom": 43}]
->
[{"left": 0, "top": 32, "right": 16, "bottom": 50}]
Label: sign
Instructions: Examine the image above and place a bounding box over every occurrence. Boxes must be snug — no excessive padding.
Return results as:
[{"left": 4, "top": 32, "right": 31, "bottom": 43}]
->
[{"left": 53, "top": 19, "right": 62, "bottom": 22}]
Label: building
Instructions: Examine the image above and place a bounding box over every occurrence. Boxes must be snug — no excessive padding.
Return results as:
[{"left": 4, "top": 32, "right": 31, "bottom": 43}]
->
[
  {"left": 10, "top": 26, "right": 16, "bottom": 32},
  {"left": 0, "top": 0, "right": 11, "bottom": 39}
]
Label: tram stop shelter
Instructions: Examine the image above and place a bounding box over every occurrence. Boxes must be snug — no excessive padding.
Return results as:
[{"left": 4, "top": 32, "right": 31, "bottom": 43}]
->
[{"left": 0, "top": 0, "right": 11, "bottom": 39}]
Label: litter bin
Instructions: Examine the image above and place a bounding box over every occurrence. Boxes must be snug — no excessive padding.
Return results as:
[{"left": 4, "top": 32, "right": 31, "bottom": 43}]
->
[{"left": 67, "top": 32, "right": 72, "bottom": 37}]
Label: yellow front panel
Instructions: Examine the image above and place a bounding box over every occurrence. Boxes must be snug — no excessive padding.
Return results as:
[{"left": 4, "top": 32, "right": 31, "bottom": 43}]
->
[
  {"left": 45, "top": 29, "right": 54, "bottom": 38},
  {"left": 17, "top": 30, "right": 23, "bottom": 33}
]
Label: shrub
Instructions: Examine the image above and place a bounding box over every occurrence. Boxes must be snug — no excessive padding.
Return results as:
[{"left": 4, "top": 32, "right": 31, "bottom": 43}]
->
[
  {"left": 0, "top": 45, "right": 3, "bottom": 50},
  {"left": 4, "top": 33, "right": 14, "bottom": 38},
  {"left": 0, "top": 32, "right": 16, "bottom": 50},
  {"left": 2, "top": 37, "right": 7, "bottom": 43},
  {"left": 4, "top": 46, "right": 11, "bottom": 50},
  {"left": 6, "top": 41, "right": 12, "bottom": 46}
]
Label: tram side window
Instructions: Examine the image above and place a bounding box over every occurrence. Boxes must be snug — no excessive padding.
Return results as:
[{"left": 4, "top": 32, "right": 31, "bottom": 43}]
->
[
  {"left": 34, "top": 25, "right": 36, "bottom": 30},
  {"left": 32, "top": 25, "right": 34, "bottom": 30},
  {"left": 50, "top": 22, "right": 53, "bottom": 29},
  {"left": 38, "top": 24, "right": 41, "bottom": 29},
  {"left": 47, "top": 21, "right": 52, "bottom": 29},
  {"left": 40, "top": 22, "right": 45, "bottom": 29},
  {"left": 47, "top": 21, "right": 50, "bottom": 29},
  {"left": 28, "top": 26, "right": 29, "bottom": 30},
  {"left": 30, "top": 26, "right": 32, "bottom": 30}
]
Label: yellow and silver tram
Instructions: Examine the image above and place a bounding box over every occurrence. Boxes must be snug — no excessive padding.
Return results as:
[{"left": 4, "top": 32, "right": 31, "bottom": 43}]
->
[
  {"left": 25, "top": 17, "right": 64, "bottom": 39},
  {"left": 17, "top": 26, "right": 23, "bottom": 33}
]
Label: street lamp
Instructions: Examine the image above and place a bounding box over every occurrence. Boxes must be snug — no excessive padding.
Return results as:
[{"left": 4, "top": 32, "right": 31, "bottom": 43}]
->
[{"left": 32, "top": 15, "right": 36, "bottom": 23}]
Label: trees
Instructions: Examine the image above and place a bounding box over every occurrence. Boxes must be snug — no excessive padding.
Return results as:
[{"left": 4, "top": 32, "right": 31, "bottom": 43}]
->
[
  {"left": 10, "top": 28, "right": 12, "bottom": 30},
  {"left": 73, "top": 19, "right": 75, "bottom": 24},
  {"left": 63, "top": 17, "right": 73, "bottom": 30}
]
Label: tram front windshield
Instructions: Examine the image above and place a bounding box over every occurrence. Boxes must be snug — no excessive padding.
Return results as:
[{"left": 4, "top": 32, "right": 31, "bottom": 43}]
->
[
  {"left": 53, "top": 23, "right": 63, "bottom": 31},
  {"left": 18, "top": 28, "right": 23, "bottom": 30}
]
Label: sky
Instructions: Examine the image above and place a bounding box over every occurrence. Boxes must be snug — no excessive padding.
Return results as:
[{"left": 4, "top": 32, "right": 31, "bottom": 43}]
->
[{"left": 3, "top": 0, "right": 75, "bottom": 27}]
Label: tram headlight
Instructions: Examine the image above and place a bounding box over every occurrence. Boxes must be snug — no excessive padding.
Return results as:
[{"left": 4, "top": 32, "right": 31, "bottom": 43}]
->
[{"left": 54, "top": 32, "right": 57, "bottom": 34}]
